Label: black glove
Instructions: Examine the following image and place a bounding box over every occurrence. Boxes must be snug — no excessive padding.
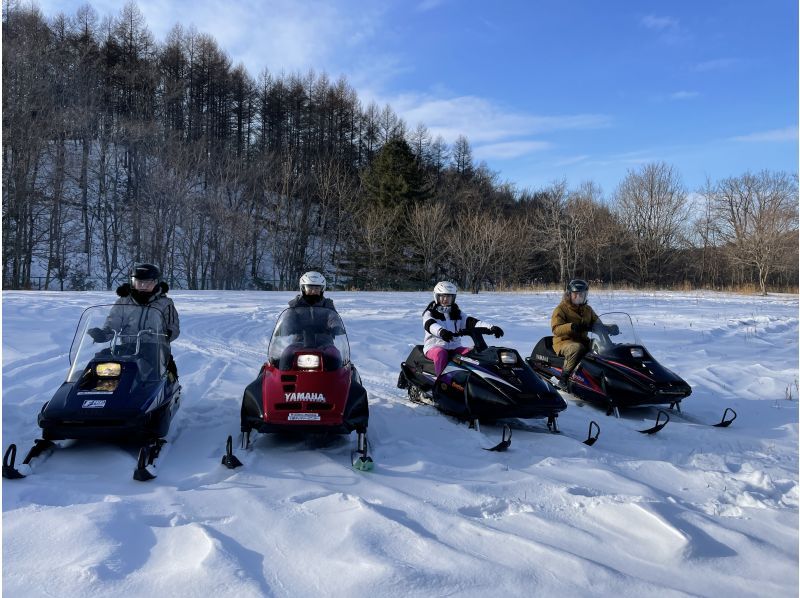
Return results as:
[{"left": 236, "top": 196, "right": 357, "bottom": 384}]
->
[
  {"left": 490, "top": 325, "right": 504, "bottom": 338},
  {"left": 166, "top": 330, "right": 172, "bottom": 341},
  {"left": 88, "top": 327, "right": 112, "bottom": 343},
  {"left": 606, "top": 324, "right": 620, "bottom": 336},
  {"left": 439, "top": 329, "right": 454, "bottom": 342},
  {"left": 571, "top": 323, "right": 588, "bottom": 335}
]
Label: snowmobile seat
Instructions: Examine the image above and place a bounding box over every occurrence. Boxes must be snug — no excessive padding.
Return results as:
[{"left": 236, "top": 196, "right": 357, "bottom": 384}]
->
[
  {"left": 408, "top": 345, "right": 437, "bottom": 377},
  {"left": 530, "top": 336, "right": 565, "bottom": 369}
]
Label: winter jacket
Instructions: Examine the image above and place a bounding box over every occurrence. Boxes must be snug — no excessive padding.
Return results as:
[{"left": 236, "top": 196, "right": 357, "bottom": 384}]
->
[
  {"left": 551, "top": 295, "right": 598, "bottom": 354},
  {"left": 422, "top": 301, "right": 494, "bottom": 354},
  {"left": 288, "top": 294, "right": 337, "bottom": 311},
  {"left": 103, "top": 282, "right": 180, "bottom": 342}
]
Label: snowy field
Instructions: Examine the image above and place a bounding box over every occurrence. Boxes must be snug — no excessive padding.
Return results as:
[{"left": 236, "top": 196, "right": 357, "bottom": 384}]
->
[{"left": 2, "top": 289, "right": 798, "bottom": 597}]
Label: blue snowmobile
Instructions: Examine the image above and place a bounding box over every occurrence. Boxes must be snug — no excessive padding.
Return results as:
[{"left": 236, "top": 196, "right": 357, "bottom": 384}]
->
[{"left": 3, "top": 303, "right": 181, "bottom": 481}]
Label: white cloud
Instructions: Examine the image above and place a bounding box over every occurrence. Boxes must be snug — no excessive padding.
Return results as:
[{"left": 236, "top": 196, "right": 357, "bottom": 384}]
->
[
  {"left": 37, "top": 0, "right": 385, "bottom": 77},
  {"left": 669, "top": 91, "right": 700, "bottom": 100},
  {"left": 378, "top": 93, "right": 612, "bottom": 145},
  {"left": 694, "top": 58, "right": 741, "bottom": 72},
  {"left": 553, "top": 155, "right": 590, "bottom": 167},
  {"left": 641, "top": 15, "right": 679, "bottom": 30},
  {"left": 416, "top": 0, "right": 448, "bottom": 12},
  {"left": 730, "top": 127, "right": 799, "bottom": 143},
  {"left": 474, "top": 140, "right": 551, "bottom": 160}
]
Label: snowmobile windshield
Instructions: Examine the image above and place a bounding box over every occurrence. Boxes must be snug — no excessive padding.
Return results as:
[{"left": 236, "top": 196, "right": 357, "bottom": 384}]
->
[
  {"left": 67, "top": 304, "right": 169, "bottom": 383},
  {"left": 588, "top": 312, "right": 640, "bottom": 354},
  {"left": 268, "top": 306, "right": 350, "bottom": 370}
]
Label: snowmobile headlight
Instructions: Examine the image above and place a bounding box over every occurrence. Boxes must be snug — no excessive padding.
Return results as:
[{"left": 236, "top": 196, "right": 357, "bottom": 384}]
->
[
  {"left": 499, "top": 351, "right": 517, "bottom": 365},
  {"left": 629, "top": 348, "right": 644, "bottom": 359},
  {"left": 296, "top": 354, "right": 321, "bottom": 369},
  {"left": 95, "top": 362, "right": 121, "bottom": 378}
]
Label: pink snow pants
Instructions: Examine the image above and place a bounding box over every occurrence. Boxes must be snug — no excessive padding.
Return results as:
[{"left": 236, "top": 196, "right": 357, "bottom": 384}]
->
[{"left": 425, "top": 346, "right": 470, "bottom": 377}]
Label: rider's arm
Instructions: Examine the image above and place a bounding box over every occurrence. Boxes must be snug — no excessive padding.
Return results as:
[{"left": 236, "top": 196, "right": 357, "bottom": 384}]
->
[
  {"left": 164, "top": 300, "right": 180, "bottom": 341},
  {"left": 551, "top": 306, "right": 573, "bottom": 337},
  {"left": 423, "top": 307, "right": 449, "bottom": 339}
]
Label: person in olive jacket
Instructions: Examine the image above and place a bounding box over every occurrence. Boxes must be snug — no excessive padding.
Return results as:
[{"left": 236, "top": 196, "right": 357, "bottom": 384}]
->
[{"left": 551, "top": 279, "right": 616, "bottom": 390}]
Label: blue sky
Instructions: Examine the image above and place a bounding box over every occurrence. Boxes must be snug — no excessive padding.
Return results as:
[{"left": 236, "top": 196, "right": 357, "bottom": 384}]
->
[{"left": 36, "top": 0, "right": 798, "bottom": 196}]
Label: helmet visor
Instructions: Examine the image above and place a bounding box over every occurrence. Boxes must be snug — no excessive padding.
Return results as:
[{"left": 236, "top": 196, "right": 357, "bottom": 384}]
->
[
  {"left": 570, "top": 290, "right": 588, "bottom": 305},
  {"left": 132, "top": 277, "right": 158, "bottom": 291},
  {"left": 436, "top": 293, "right": 456, "bottom": 305},
  {"left": 302, "top": 284, "right": 323, "bottom": 295}
]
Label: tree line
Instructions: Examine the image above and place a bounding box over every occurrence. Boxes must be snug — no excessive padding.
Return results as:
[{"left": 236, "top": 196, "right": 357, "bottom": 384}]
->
[{"left": 3, "top": 1, "right": 798, "bottom": 295}]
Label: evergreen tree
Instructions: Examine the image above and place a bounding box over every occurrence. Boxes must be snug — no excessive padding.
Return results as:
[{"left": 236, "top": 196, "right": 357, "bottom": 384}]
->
[{"left": 361, "top": 136, "right": 430, "bottom": 208}]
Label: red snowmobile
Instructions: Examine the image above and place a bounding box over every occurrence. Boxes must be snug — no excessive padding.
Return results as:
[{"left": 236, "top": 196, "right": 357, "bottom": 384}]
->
[{"left": 222, "top": 305, "right": 372, "bottom": 470}]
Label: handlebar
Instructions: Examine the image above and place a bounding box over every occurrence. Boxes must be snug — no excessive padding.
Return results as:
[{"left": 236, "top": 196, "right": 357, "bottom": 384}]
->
[{"left": 454, "top": 327, "right": 492, "bottom": 337}]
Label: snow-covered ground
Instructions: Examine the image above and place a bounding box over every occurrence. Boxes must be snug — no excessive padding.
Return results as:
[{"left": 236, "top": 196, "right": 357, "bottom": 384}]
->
[{"left": 3, "top": 290, "right": 798, "bottom": 597}]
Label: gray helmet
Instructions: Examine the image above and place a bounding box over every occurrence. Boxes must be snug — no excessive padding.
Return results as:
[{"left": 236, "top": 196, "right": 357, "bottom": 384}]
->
[{"left": 567, "top": 279, "right": 588, "bottom": 293}]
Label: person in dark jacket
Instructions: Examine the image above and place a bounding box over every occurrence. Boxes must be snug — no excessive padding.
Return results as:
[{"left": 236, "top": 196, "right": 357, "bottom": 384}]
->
[
  {"left": 551, "top": 279, "right": 616, "bottom": 390},
  {"left": 288, "top": 271, "right": 336, "bottom": 310},
  {"left": 423, "top": 281, "right": 503, "bottom": 377},
  {"left": 89, "top": 263, "right": 180, "bottom": 379}
]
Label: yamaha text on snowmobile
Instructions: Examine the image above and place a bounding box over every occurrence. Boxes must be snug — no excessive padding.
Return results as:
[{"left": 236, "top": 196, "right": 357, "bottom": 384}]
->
[
  {"left": 223, "top": 305, "right": 373, "bottom": 471},
  {"left": 3, "top": 304, "right": 182, "bottom": 481}
]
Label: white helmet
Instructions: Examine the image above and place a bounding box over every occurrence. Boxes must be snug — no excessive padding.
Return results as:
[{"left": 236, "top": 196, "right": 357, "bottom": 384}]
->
[
  {"left": 300, "top": 271, "right": 326, "bottom": 295},
  {"left": 433, "top": 280, "right": 458, "bottom": 303}
]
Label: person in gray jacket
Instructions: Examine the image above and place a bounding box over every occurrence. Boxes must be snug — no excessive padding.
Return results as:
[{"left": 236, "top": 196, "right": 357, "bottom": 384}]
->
[
  {"left": 89, "top": 263, "right": 180, "bottom": 378},
  {"left": 422, "top": 281, "right": 503, "bottom": 377}
]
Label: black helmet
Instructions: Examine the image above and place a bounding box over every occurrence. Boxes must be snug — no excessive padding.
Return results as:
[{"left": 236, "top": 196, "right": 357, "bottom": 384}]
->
[
  {"left": 567, "top": 279, "right": 588, "bottom": 293},
  {"left": 132, "top": 263, "right": 161, "bottom": 284},
  {"left": 129, "top": 263, "right": 162, "bottom": 302},
  {"left": 567, "top": 279, "right": 589, "bottom": 305}
]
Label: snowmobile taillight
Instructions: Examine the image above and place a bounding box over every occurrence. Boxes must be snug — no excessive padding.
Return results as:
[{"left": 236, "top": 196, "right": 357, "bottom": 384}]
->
[
  {"left": 95, "top": 362, "right": 121, "bottom": 377},
  {"left": 629, "top": 348, "right": 644, "bottom": 359},
  {"left": 296, "top": 354, "right": 321, "bottom": 369},
  {"left": 499, "top": 351, "right": 518, "bottom": 365}
]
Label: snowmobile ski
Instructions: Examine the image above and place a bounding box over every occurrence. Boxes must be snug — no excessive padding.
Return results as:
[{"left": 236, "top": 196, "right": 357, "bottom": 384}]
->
[
  {"left": 668, "top": 402, "right": 738, "bottom": 428},
  {"left": 2, "top": 439, "right": 56, "bottom": 479},
  {"left": 221, "top": 435, "right": 244, "bottom": 469},
  {"left": 637, "top": 409, "right": 670, "bottom": 434},
  {"left": 132, "top": 438, "right": 168, "bottom": 481},
  {"left": 351, "top": 431, "right": 374, "bottom": 471},
  {"left": 497, "top": 418, "right": 600, "bottom": 446},
  {"left": 483, "top": 425, "right": 512, "bottom": 452}
]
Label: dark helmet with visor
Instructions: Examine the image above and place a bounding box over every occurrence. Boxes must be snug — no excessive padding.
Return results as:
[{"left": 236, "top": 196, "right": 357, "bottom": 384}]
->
[
  {"left": 130, "top": 263, "right": 161, "bottom": 300},
  {"left": 567, "top": 278, "right": 589, "bottom": 305}
]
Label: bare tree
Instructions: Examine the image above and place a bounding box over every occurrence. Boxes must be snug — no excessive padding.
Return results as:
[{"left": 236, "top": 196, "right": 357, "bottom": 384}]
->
[
  {"left": 706, "top": 170, "right": 798, "bottom": 295},
  {"left": 444, "top": 208, "right": 507, "bottom": 293},
  {"left": 534, "top": 179, "right": 592, "bottom": 285},
  {"left": 613, "top": 162, "right": 689, "bottom": 284},
  {"left": 406, "top": 201, "right": 450, "bottom": 283}
]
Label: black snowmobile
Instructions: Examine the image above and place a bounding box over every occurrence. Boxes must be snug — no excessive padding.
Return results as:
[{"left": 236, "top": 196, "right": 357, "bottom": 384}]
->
[
  {"left": 398, "top": 327, "right": 573, "bottom": 447},
  {"left": 3, "top": 303, "right": 181, "bottom": 481},
  {"left": 528, "top": 311, "right": 694, "bottom": 419}
]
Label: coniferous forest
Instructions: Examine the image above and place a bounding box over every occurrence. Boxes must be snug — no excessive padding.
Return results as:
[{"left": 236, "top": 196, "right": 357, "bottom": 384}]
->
[{"left": 3, "top": 2, "right": 798, "bottom": 293}]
